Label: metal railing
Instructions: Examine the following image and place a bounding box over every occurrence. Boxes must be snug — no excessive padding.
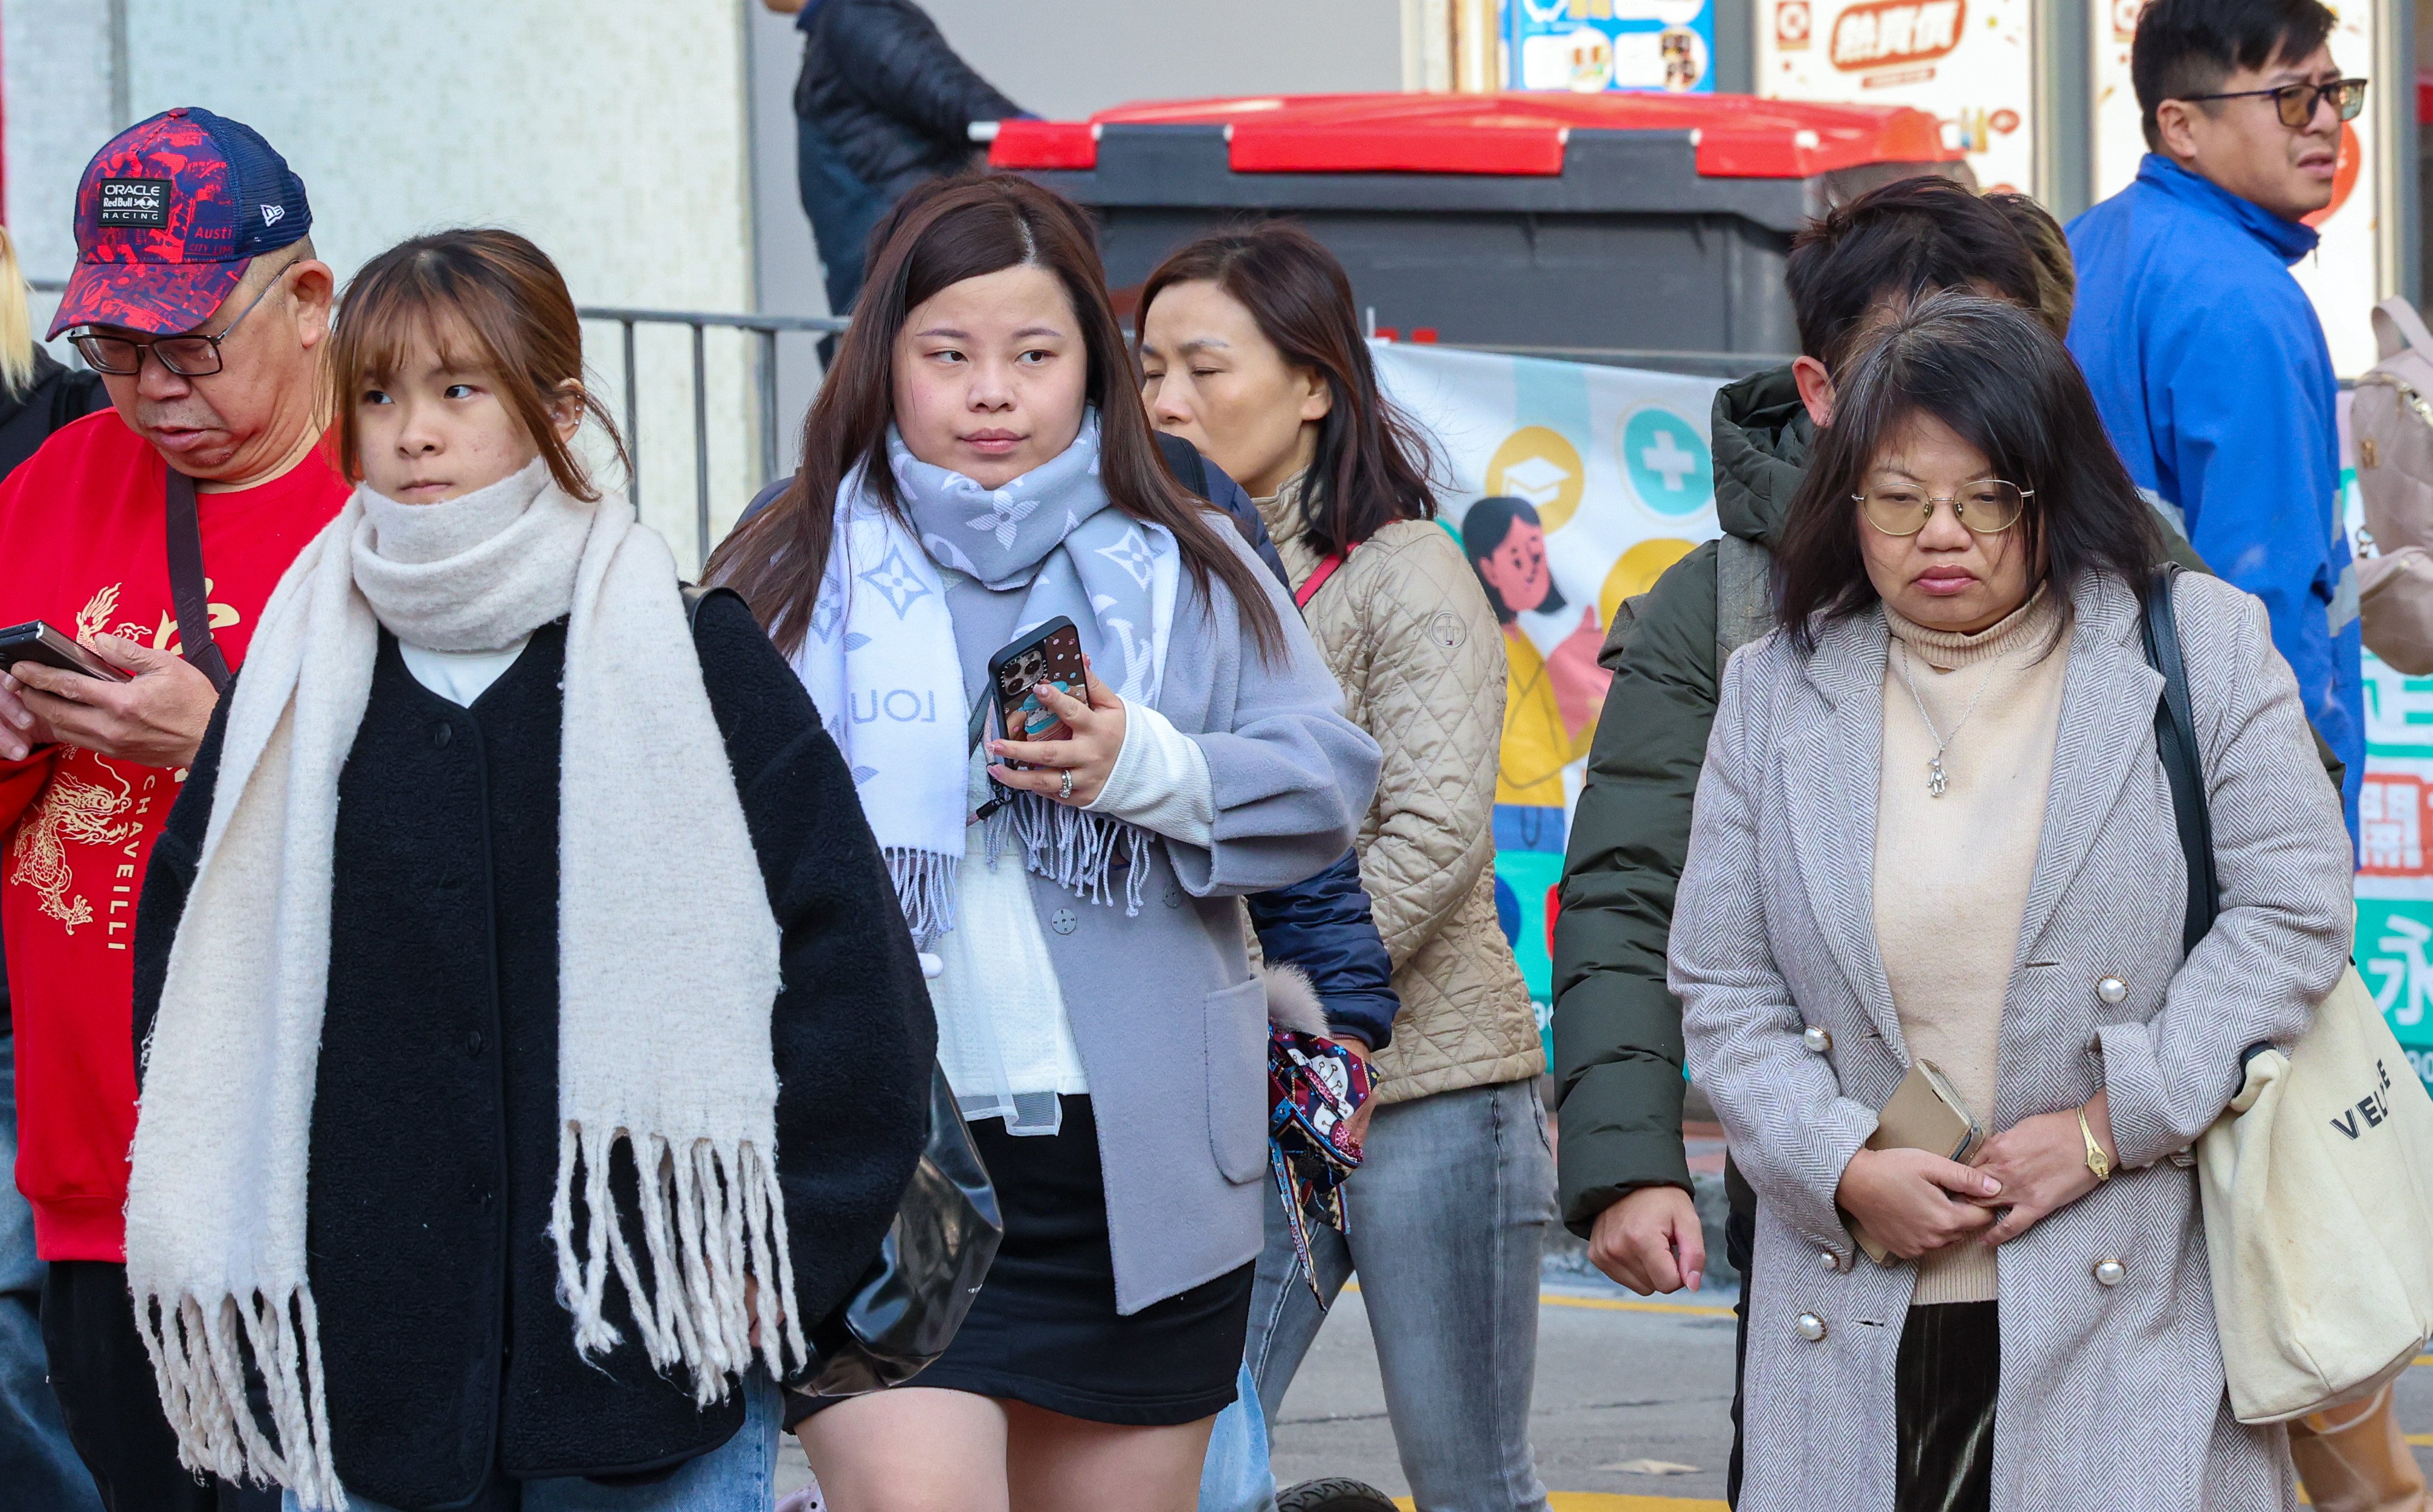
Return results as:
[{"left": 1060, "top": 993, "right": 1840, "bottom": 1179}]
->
[
  {"left": 575, "top": 306, "right": 843, "bottom": 564},
  {"left": 31, "top": 277, "right": 848, "bottom": 567}
]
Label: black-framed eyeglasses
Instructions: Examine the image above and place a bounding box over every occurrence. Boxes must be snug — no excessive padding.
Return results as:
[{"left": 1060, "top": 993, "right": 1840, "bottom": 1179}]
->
[
  {"left": 1854, "top": 480, "right": 2031, "bottom": 537},
  {"left": 2179, "top": 77, "right": 2368, "bottom": 130},
  {"left": 66, "top": 257, "right": 295, "bottom": 378}
]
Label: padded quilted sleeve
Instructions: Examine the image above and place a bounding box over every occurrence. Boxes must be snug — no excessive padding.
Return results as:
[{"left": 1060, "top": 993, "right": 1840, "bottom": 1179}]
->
[{"left": 1345, "top": 524, "right": 1507, "bottom": 971}]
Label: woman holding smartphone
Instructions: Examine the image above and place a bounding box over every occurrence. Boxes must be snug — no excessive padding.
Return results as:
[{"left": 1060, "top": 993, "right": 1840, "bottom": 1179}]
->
[{"left": 706, "top": 173, "right": 1378, "bottom": 1512}]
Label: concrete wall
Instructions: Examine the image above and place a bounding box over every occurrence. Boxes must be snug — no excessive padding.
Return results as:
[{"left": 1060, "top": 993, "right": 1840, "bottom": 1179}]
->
[
  {"left": 916, "top": 0, "right": 1403, "bottom": 120},
  {"left": 5, "top": 0, "right": 767, "bottom": 574}
]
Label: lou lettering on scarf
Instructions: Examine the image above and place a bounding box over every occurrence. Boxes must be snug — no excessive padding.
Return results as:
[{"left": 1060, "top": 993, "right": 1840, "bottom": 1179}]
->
[{"left": 853, "top": 689, "right": 943, "bottom": 724}]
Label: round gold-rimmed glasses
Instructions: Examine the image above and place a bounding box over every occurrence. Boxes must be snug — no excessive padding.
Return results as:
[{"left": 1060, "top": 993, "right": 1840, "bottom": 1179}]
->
[{"left": 1854, "top": 480, "right": 2030, "bottom": 537}]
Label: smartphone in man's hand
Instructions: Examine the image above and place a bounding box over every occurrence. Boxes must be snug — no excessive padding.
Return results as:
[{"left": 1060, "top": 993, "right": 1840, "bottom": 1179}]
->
[{"left": 0, "top": 622, "right": 134, "bottom": 683}]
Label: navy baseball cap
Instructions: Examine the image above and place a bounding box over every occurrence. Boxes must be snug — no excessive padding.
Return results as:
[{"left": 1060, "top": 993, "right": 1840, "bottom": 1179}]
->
[{"left": 47, "top": 106, "right": 313, "bottom": 340}]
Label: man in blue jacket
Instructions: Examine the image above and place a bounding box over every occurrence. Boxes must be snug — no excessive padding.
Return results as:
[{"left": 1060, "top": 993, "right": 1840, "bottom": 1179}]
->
[{"left": 2068, "top": 0, "right": 2365, "bottom": 843}]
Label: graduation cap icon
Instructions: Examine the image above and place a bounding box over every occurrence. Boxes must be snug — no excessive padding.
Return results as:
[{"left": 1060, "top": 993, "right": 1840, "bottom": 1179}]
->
[{"left": 1497, "top": 453, "right": 1571, "bottom": 508}]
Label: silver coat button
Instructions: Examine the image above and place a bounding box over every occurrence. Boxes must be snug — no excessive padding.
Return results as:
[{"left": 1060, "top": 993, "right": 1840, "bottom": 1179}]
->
[
  {"left": 1796, "top": 1312, "right": 1827, "bottom": 1342},
  {"left": 2096, "top": 976, "right": 2129, "bottom": 1005},
  {"left": 1820, "top": 1250, "right": 1841, "bottom": 1271},
  {"left": 2094, "top": 1258, "right": 2125, "bottom": 1287},
  {"left": 1803, "top": 1025, "right": 1832, "bottom": 1054}
]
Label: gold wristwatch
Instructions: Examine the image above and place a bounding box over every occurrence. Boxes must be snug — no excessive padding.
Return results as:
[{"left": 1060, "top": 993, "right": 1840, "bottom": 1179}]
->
[{"left": 2078, "top": 1105, "right": 2113, "bottom": 1182}]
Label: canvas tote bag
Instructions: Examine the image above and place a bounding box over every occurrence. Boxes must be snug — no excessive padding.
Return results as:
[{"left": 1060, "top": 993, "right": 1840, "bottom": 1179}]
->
[{"left": 2143, "top": 567, "right": 2433, "bottom": 1425}]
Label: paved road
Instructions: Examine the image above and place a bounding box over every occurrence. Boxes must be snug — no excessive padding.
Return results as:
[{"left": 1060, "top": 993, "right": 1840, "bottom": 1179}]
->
[
  {"left": 778, "top": 1277, "right": 2433, "bottom": 1511},
  {"left": 1269, "top": 1281, "right": 1741, "bottom": 1508},
  {"left": 1268, "top": 1284, "right": 2433, "bottom": 1511}
]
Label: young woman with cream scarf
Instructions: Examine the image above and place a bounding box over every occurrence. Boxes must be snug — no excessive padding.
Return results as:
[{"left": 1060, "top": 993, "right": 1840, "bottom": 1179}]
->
[
  {"left": 706, "top": 175, "right": 1380, "bottom": 1511},
  {"left": 123, "top": 228, "right": 935, "bottom": 1512}
]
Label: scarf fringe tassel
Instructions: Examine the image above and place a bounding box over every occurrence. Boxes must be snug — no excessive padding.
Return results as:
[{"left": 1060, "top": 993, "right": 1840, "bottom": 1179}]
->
[
  {"left": 996, "top": 792, "right": 1150, "bottom": 916},
  {"left": 885, "top": 846, "right": 959, "bottom": 945},
  {"left": 134, "top": 1283, "right": 346, "bottom": 1511},
  {"left": 549, "top": 1121, "right": 808, "bottom": 1407}
]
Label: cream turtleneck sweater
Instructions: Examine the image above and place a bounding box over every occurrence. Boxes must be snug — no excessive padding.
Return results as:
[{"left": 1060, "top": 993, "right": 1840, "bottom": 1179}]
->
[{"left": 1874, "top": 585, "right": 2072, "bottom": 1305}]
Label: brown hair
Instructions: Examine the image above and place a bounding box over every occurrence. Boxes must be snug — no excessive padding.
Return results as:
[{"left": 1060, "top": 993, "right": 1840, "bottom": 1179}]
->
[
  {"left": 705, "top": 173, "right": 1284, "bottom": 660},
  {"left": 328, "top": 228, "right": 626, "bottom": 501},
  {"left": 1771, "top": 292, "right": 2162, "bottom": 651},
  {"left": 1136, "top": 224, "right": 1437, "bottom": 558},
  {"left": 1983, "top": 191, "right": 2077, "bottom": 338}
]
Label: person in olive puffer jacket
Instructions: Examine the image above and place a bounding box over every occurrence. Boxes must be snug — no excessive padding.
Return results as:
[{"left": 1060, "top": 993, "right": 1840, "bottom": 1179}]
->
[{"left": 1140, "top": 224, "right": 1550, "bottom": 1511}]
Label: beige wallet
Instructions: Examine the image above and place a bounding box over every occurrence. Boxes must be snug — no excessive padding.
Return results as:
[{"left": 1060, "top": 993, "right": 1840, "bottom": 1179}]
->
[{"left": 1849, "top": 1058, "right": 1987, "bottom": 1266}]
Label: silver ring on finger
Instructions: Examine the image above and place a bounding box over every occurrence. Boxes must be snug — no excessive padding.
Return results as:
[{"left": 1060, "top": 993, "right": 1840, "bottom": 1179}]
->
[{"left": 1059, "top": 768, "right": 1074, "bottom": 802}]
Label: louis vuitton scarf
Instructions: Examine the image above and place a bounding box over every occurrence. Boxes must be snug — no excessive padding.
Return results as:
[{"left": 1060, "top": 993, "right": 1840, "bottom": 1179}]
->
[{"left": 793, "top": 411, "right": 1178, "bottom": 942}]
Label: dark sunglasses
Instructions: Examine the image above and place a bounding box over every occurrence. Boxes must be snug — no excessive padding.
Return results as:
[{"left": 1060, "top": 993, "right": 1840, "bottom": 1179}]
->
[
  {"left": 66, "top": 257, "right": 297, "bottom": 379},
  {"left": 2179, "top": 77, "right": 2367, "bottom": 130}
]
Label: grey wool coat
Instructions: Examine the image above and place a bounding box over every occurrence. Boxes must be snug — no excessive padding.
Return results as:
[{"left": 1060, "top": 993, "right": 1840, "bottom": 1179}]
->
[
  {"left": 944, "top": 530, "right": 1382, "bottom": 1314},
  {"left": 1670, "top": 570, "right": 2353, "bottom": 1512}
]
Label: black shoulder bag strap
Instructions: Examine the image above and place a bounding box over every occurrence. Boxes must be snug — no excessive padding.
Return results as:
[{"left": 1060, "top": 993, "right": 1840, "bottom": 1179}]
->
[
  {"left": 164, "top": 468, "right": 234, "bottom": 694},
  {"left": 2137, "top": 562, "right": 2221, "bottom": 952}
]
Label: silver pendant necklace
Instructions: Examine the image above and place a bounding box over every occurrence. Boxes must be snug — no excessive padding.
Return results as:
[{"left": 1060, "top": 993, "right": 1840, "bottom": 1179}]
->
[{"left": 1896, "top": 641, "right": 2000, "bottom": 797}]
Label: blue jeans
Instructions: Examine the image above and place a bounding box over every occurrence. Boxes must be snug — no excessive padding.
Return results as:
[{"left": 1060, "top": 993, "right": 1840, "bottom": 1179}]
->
[
  {"left": 0, "top": 1033, "right": 104, "bottom": 1510},
  {"left": 794, "top": 114, "right": 887, "bottom": 320},
  {"left": 282, "top": 1371, "right": 781, "bottom": 1512},
  {"left": 1244, "top": 1079, "right": 1555, "bottom": 1512}
]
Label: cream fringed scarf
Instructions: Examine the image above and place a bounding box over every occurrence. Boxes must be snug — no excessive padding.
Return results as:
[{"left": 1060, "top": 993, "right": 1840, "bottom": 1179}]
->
[{"left": 124, "top": 460, "right": 796, "bottom": 1510}]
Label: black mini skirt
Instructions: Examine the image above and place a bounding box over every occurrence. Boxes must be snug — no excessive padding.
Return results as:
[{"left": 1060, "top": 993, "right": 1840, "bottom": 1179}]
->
[{"left": 796, "top": 1095, "right": 1251, "bottom": 1428}]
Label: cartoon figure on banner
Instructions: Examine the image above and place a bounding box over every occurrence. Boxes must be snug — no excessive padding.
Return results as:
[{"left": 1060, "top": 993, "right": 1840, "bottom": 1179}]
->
[{"left": 1461, "top": 497, "right": 1610, "bottom": 820}]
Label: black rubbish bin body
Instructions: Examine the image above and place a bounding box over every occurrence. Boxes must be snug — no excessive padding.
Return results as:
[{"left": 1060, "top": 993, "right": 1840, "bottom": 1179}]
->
[{"left": 993, "top": 92, "right": 1970, "bottom": 366}]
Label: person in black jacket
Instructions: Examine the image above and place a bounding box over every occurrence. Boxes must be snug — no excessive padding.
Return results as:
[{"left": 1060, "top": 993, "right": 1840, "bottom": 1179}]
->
[
  {"left": 0, "top": 220, "right": 112, "bottom": 1512},
  {"left": 124, "top": 228, "right": 931, "bottom": 1512},
  {"left": 767, "top": 0, "right": 1026, "bottom": 314}
]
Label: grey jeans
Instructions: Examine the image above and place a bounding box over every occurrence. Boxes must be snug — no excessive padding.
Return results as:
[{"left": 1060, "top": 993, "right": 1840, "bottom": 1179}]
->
[{"left": 1245, "top": 1076, "right": 1555, "bottom": 1512}]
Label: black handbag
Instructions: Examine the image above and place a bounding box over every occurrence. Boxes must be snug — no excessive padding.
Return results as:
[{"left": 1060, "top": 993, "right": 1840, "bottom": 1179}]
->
[
  {"left": 676, "top": 584, "right": 1003, "bottom": 1408},
  {"left": 791, "top": 1064, "right": 1004, "bottom": 1401}
]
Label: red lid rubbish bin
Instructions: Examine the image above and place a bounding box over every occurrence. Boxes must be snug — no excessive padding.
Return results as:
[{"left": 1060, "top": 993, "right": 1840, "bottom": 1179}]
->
[{"left": 992, "top": 92, "right": 1965, "bottom": 364}]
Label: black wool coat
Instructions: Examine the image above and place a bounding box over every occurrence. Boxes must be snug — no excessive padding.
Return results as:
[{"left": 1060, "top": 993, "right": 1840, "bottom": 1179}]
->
[
  {"left": 132, "top": 591, "right": 935, "bottom": 1511},
  {"left": 793, "top": 0, "right": 1024, "bottom": 199}
]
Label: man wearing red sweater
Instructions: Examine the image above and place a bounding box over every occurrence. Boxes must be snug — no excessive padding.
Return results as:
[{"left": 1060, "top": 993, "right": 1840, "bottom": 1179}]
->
[{"left": 0, "top": 109, "right": 344, "bottom": 1512}]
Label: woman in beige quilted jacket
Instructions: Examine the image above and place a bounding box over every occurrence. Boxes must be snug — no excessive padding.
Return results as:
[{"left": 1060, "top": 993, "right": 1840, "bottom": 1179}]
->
[{"left": 1139, "top": 224, "right": 1554, "bottom": 1511}]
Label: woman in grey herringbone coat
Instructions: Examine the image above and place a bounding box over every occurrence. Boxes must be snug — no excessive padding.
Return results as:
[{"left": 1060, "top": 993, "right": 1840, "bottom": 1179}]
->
[{"left": 1671, "top": 295, "right": 2353, "bottom": 1512}]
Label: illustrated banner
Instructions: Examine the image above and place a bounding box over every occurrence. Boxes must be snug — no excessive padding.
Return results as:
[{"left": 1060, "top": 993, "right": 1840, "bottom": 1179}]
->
[{"left": 1370, "top": 339, "right": 1728, "bottom": 1030}]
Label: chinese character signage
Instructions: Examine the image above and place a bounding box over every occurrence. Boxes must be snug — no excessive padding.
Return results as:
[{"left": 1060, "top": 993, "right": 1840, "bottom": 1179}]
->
[
  {"left": 2348, "top": 464, "right": 2433, "bottom": 1090},
  {"left": 1758, "top": 0, "right": 2036, "bottom": 192},
  {"left": 2354, "top": 655, "right": 2433, "bottom": 1090},
  {"left": 1507, "top": 0, "right": 1721, "bottom": 94}
]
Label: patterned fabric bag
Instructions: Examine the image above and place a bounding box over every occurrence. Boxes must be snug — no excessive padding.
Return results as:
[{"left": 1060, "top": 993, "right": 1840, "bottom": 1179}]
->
[{"left": 1267, "top": 1027, "right": 1373, "bottom": 1301}]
